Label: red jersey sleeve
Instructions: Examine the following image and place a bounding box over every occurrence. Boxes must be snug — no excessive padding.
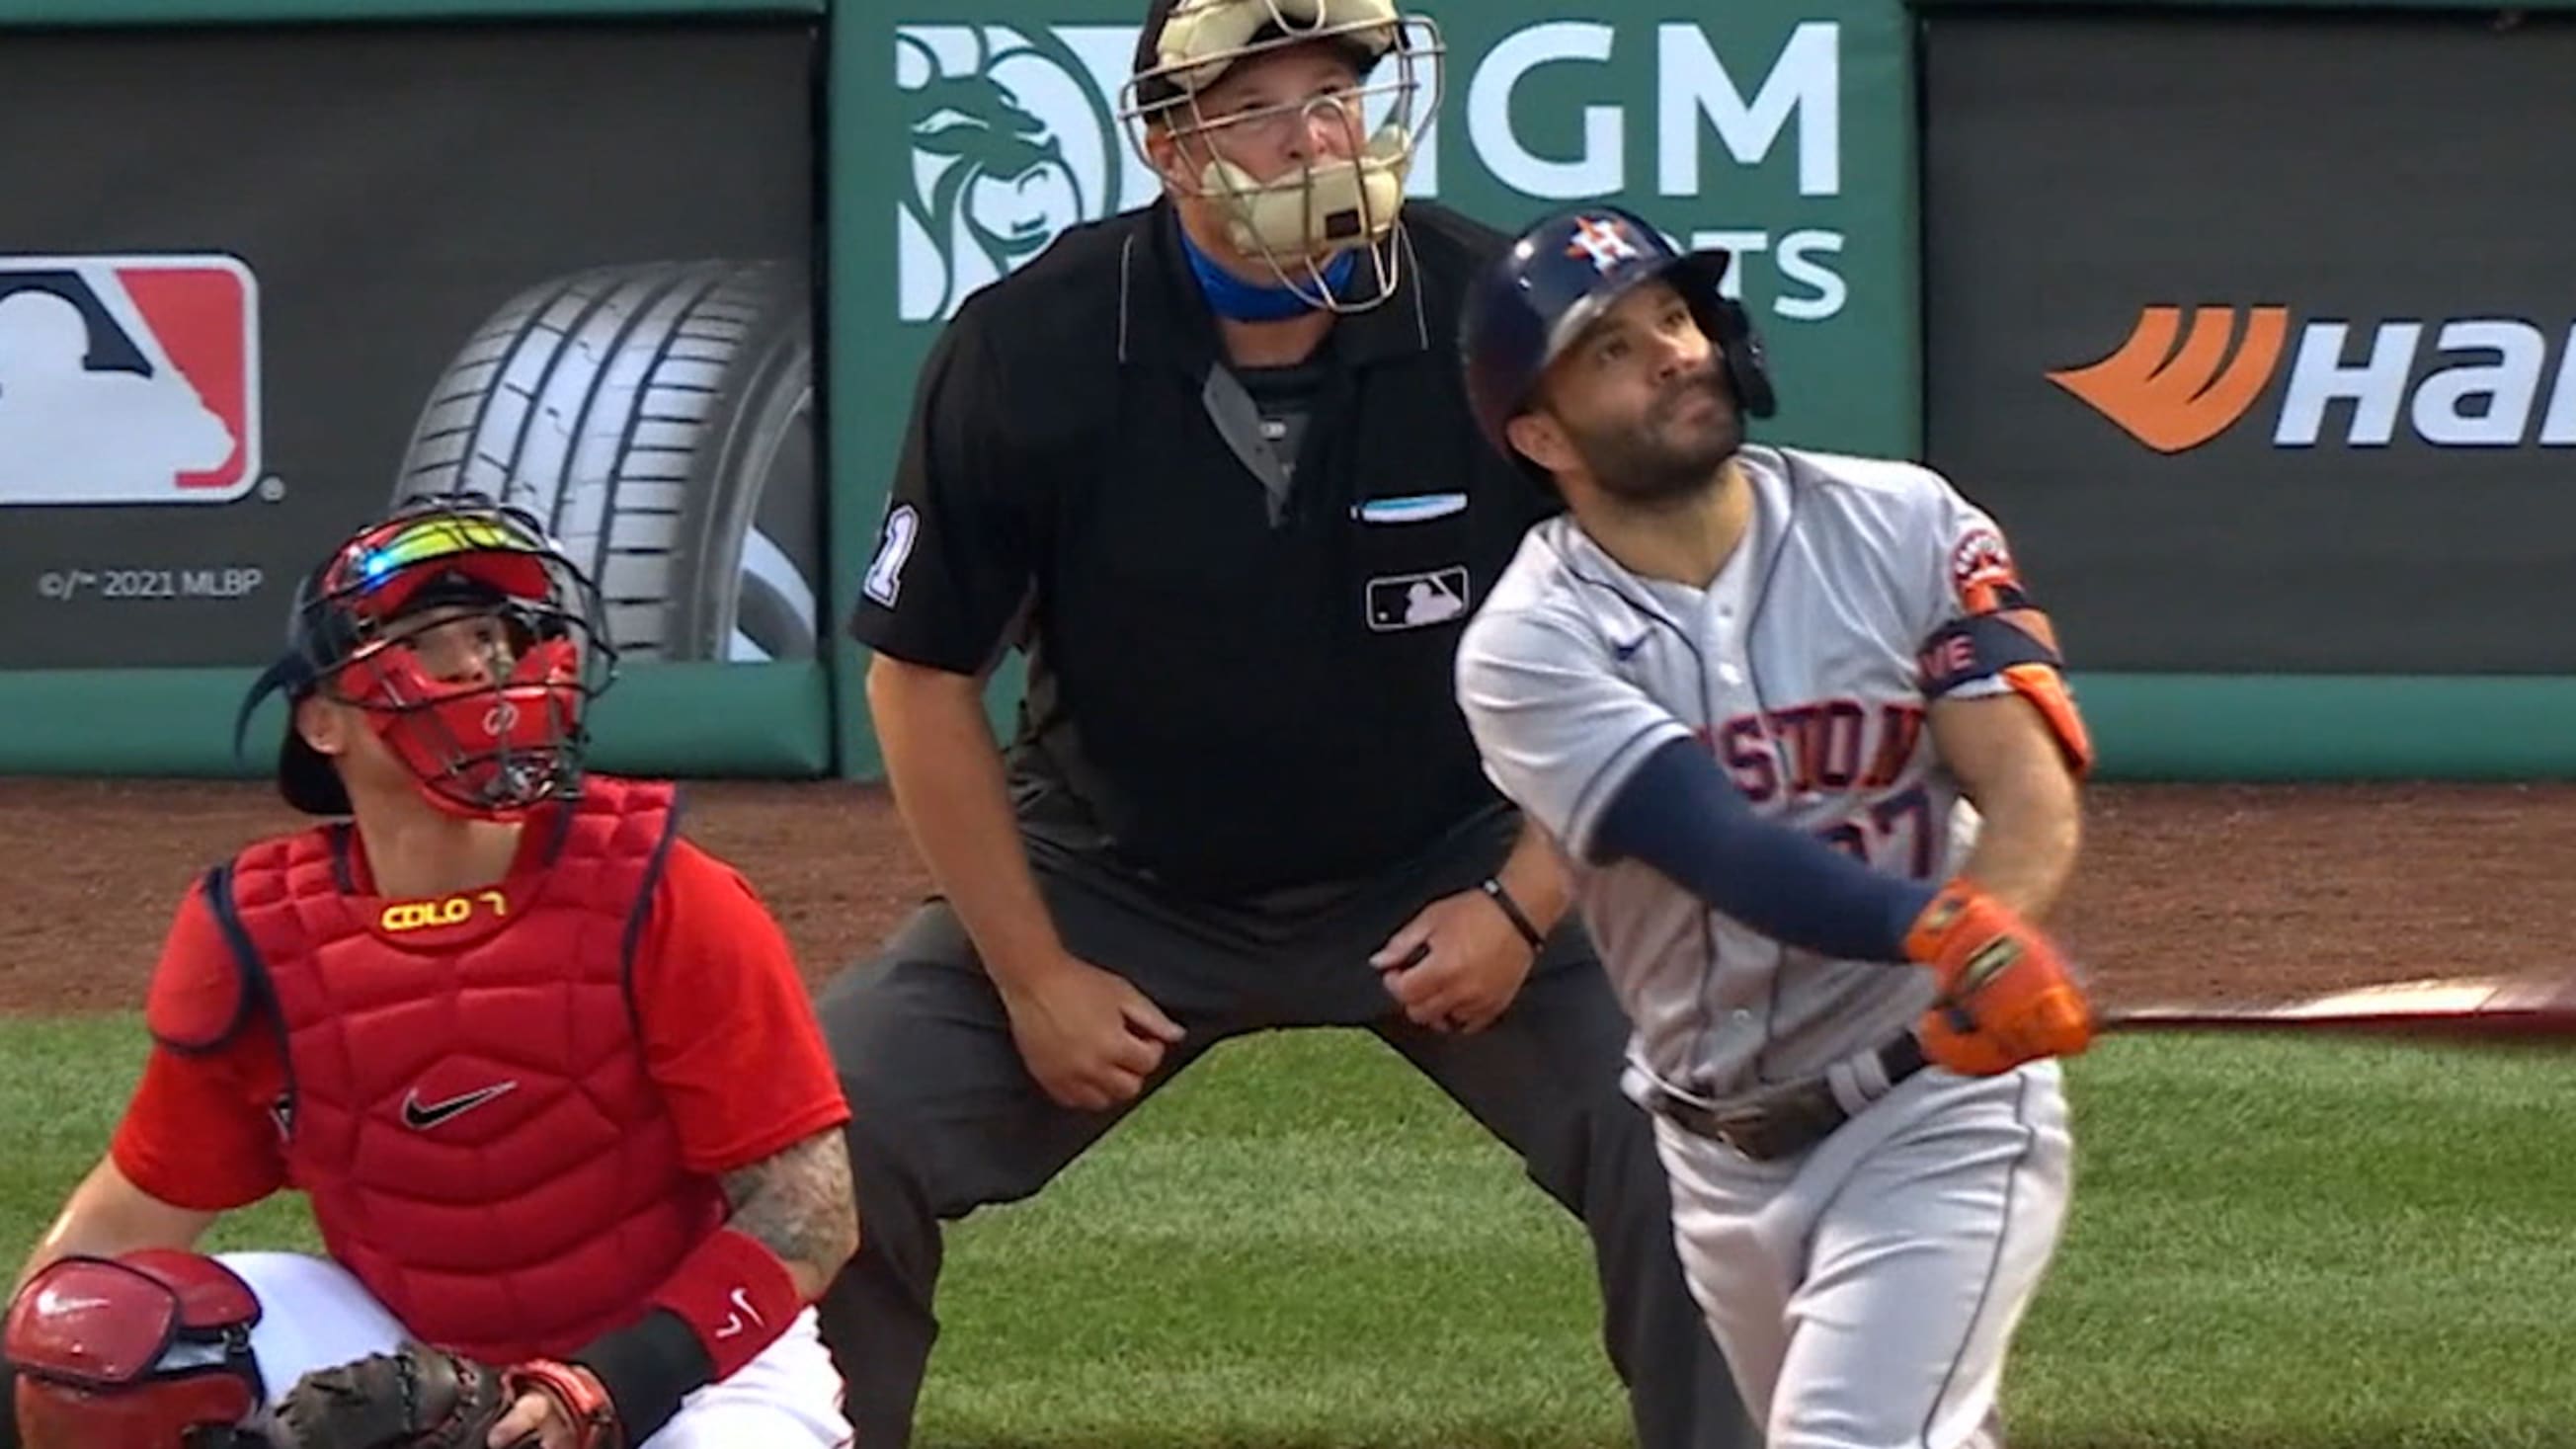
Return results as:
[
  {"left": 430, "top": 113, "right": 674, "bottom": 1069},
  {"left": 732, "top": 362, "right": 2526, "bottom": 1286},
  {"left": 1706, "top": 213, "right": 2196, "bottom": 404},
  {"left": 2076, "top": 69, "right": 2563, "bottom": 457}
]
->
[
  {"left": 630, "top": 840, "right": 851, "bottom": 1176},
  {"left": 108, "top": 886, "right": 288, "bottom": 1212}
]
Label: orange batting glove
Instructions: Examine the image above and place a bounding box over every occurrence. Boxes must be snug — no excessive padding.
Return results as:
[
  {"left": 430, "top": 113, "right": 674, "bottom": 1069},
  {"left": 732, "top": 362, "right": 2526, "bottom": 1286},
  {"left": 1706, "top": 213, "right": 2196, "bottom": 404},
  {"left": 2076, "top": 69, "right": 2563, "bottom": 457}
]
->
[{"left": 1902, "top": 879, "right": 2095, "bottom": 1076}]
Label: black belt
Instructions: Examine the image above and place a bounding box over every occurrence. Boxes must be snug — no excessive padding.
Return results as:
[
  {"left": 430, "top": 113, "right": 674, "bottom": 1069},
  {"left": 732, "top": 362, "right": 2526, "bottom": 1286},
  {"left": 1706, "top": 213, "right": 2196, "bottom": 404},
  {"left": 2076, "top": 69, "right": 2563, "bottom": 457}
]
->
[{"left": 1649, "top": 1033, "right": 1930, "bottom": 1163}]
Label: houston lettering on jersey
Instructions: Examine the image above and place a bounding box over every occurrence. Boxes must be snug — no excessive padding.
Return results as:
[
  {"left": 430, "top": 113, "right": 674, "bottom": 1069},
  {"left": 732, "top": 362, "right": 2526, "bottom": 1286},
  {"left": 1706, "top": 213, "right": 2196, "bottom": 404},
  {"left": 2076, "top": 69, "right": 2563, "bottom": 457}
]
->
[
  {"left": 1697, "top": 701, "right": 1936, "bottom": 879},
  {"left": 1704, "top": 700, "right": 1926, "bottom": 804}
]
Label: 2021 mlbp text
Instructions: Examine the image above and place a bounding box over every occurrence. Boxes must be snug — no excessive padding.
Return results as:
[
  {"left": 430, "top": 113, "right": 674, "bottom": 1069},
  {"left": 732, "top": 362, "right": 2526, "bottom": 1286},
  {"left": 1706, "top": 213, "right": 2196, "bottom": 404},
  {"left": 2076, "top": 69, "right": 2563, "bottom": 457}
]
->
[{"left": 35, "top": 567, "right": 266, "bottom": 601}]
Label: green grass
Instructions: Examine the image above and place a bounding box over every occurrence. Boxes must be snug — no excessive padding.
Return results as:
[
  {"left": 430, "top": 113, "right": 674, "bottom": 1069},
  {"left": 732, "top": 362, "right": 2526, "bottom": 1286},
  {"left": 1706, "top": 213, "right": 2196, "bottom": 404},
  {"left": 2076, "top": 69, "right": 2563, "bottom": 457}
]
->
[
  {"left": 2015, "top": 1035, "right": 2576, "bottom": 1449},
  {"left": 3, "top": 1017, "right": 2571, "bottom": 1448}
]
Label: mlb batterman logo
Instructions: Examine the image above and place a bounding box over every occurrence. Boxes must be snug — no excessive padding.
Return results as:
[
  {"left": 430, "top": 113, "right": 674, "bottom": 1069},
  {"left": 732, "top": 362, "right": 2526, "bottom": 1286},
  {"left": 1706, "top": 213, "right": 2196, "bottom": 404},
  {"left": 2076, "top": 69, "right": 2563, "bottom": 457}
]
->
[{"left": 0, "top": 255, "right": 261, "bottom": 506}]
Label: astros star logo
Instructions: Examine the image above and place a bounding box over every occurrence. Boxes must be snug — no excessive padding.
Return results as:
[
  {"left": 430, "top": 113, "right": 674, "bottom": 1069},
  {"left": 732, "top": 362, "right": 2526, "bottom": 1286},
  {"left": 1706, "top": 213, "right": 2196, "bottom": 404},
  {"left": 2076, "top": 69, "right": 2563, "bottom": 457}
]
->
[{"left": 1566, "top": 216, "right": 1643, "bottom": 274}]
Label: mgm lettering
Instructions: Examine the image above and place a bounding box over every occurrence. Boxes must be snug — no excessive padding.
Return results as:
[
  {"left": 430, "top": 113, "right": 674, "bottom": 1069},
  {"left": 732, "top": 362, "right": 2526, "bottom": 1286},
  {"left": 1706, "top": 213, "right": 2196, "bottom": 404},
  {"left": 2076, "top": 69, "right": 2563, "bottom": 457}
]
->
[
  {"left": 1463, "top": 21, "right": 1846, "bottom": 320},
  {"left": 896, "top": 17, "right": 1851, "bottom": 324}
]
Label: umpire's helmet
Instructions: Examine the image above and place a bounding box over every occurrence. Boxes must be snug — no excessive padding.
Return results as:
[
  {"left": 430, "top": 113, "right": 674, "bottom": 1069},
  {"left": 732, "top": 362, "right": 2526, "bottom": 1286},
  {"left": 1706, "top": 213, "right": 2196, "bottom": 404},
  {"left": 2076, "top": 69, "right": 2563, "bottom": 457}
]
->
[
  {"left": 1118, "top": 0, "right": 1442, "bottom": 314},
  {"left": 1460, "top": 204, "right": 1777, "bottom": 465}
]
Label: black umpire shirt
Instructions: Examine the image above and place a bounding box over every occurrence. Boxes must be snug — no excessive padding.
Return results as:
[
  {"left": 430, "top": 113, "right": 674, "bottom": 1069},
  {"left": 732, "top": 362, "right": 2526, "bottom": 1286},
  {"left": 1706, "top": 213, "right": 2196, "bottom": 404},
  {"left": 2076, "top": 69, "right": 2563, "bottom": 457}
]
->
[{"left": 850, "top": 198, "right": 1556, "bottom": 902}]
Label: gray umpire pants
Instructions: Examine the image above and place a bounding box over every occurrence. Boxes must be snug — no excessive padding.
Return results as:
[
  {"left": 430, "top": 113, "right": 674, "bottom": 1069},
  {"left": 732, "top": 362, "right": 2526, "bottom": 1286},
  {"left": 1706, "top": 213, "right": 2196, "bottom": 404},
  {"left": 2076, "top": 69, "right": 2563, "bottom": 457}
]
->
[{"left": 811, "top": 804, "right": 1751, "bottom": 1449}]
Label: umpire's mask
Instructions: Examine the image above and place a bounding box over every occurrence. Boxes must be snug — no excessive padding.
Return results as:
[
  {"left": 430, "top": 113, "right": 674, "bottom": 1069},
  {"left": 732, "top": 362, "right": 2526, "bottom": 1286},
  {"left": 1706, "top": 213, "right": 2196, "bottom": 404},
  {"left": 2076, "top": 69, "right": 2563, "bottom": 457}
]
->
[{"left": 1118, "top": 0, "right": 1443, "bottom": 314}]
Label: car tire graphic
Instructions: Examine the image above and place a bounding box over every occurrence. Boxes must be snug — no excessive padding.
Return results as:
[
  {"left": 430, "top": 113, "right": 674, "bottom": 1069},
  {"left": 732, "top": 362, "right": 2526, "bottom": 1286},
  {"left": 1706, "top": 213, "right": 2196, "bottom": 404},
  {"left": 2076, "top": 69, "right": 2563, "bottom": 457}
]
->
[{"left": 391, "top": 259, "right": 820, "bottom": 663}]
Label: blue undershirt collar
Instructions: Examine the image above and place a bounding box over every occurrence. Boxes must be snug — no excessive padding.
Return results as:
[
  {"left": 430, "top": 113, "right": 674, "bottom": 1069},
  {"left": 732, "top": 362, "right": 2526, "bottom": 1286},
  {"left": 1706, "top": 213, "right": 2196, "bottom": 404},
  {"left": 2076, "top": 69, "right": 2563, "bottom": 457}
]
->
[{"left": 1179, "top": 226, "right": 1359, "bottom": 322}]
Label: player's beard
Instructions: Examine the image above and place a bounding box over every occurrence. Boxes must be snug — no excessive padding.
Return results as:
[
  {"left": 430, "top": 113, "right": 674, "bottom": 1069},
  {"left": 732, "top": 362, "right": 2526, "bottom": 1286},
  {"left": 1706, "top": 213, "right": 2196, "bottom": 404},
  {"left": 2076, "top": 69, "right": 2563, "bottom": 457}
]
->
[{"left": 1565, "top": 365, "right": 1744, "bottom": 508}]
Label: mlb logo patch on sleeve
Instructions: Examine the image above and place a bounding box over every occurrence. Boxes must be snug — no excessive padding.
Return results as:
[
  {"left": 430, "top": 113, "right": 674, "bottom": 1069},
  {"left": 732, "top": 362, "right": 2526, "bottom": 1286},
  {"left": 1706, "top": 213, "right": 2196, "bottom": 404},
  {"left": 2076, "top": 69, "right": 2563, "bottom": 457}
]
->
[{"left": 0, "top": 255, "right": 262, "bottom": 506}]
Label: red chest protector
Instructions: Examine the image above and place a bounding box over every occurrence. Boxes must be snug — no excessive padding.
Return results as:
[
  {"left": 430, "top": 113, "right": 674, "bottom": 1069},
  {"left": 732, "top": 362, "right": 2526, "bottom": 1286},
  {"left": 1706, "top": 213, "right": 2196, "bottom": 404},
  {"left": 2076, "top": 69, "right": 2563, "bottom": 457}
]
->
[{"left": 149, "top": 777, "right": 725, "bottom": 1364}]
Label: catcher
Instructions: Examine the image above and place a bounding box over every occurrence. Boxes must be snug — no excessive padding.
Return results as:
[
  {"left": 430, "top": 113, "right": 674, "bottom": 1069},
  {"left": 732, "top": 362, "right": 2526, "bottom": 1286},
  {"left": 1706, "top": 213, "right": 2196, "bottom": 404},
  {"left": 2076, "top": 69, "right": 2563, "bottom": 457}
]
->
[{"left": 0, "top": 495, "right": 858, "bottom": 1449}]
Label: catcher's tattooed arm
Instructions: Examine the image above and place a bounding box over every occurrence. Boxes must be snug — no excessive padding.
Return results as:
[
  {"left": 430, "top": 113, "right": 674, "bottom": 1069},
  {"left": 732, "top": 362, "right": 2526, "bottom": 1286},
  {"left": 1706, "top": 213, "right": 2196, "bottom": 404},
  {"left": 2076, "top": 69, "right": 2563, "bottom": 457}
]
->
[
  {"left": 717, "top": 1126, "right": 860, "bottom": 1301},
  {"left": 470, "top": 1129, "right": 858, "bottom": 1449}
]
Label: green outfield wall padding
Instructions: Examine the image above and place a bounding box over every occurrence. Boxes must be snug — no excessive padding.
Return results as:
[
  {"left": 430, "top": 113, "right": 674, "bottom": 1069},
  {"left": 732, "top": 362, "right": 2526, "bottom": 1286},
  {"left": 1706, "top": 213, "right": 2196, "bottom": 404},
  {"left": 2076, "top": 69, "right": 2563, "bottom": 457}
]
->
[
  {"left": 0, "top": 663, "right": 832, "bottom": 778},
  {"left": 2076, "top": 675, "right": 2576, "bottom": 782},
  {"left": 0, "top": 0, "right": 816, "bottom": 22},
  {"left": 824, "top": 0, "right": 889, "bottom": 779},
  {"left": 814, "top": 672, "right": 2576, "bottom": 786}
]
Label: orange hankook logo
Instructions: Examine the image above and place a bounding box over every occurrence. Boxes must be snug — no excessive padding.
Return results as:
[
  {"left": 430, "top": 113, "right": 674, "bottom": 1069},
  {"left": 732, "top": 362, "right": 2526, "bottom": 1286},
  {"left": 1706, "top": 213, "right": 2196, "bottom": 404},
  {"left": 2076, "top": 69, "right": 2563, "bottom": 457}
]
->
[
  {"left": 2047, "top": 306, "right": 2290, "bottom": 453},
  {"left": 2053, "top": 307, "right": 2576, "bottom": 452}
]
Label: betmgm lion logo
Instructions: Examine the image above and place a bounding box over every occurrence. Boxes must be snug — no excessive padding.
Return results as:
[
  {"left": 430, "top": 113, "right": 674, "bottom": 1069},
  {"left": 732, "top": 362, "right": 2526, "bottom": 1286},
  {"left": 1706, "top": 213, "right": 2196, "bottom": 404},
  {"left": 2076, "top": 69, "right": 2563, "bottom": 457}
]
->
[{"left": 897, "top": 25, "right": 1165, "bottom": 323}]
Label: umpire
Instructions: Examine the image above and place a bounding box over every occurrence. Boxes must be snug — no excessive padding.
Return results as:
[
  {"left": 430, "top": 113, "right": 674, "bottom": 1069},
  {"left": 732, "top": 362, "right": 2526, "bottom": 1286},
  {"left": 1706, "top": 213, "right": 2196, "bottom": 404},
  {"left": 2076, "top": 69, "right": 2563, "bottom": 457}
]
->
[{"left": 817, "top": 2, "right": 1750, "bottom": 1446}]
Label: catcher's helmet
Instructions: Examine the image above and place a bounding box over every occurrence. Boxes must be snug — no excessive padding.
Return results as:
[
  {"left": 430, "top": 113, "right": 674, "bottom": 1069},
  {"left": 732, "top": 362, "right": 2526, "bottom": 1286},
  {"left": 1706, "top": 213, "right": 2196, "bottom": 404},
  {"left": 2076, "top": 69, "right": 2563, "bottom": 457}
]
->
[
  {"left": 1459, "top": 203, "right": 1777, "bottom": 465},
  {"left": 6, "top": 1250, "right": 267, "bottom": 1449},
  {"left": 233, "top": 493, "right": 616, "bottom": 821}
]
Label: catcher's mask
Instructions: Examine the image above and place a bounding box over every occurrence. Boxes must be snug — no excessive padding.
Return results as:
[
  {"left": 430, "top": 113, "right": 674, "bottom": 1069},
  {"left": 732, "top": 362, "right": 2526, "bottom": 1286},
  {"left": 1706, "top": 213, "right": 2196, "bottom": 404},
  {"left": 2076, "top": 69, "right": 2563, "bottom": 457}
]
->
[
  {"left": 5, "top": 1250, "right": 267, "bottom": 1449},
  {"left": 233, "top": 495, "right": 616, "bottom": 822},
  {"left": 1118, "top": 0, "right": 1443, "bottom": 313}
]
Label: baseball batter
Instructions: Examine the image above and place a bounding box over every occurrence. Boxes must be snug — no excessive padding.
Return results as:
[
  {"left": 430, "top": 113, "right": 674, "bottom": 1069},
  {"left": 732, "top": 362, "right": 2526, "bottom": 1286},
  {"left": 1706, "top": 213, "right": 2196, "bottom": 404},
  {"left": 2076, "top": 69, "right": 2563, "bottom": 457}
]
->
[
  {"left": 1, "top": 497, "right": 857, "bottom": 1449},
  {"left": 1453, "top": 204, "right": 2097, "bottom": 1449}
]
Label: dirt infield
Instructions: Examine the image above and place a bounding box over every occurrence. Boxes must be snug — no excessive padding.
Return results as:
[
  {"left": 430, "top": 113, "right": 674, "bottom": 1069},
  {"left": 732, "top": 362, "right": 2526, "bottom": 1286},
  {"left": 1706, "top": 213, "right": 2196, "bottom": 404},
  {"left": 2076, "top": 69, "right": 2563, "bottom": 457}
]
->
[{"left": 5, "top": 777, "right": 2571, "bottom": 1016}]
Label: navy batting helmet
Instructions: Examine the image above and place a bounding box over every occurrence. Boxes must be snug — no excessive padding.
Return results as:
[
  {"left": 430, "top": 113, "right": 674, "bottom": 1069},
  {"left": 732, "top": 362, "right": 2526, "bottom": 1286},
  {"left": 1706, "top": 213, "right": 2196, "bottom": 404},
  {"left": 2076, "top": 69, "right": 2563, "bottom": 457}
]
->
[{"left": 1460, "top": 203, "right": 1776, "bottom": 464}]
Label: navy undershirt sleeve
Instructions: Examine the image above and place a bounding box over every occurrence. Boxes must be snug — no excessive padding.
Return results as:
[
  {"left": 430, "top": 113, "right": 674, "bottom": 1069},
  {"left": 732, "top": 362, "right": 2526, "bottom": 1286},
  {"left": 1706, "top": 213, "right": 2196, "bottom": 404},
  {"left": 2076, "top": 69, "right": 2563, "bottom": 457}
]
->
[{"left": 1590, "top": 738, "right": 1939, "bottom": 963}]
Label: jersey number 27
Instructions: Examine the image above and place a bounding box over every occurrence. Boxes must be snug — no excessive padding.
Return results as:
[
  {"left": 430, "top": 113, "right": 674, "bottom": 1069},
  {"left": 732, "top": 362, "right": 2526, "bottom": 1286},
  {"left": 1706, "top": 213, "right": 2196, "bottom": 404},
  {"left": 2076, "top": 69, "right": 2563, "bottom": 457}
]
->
[{"left": 1817, "top": 784, "right": 1934, "bottom": 879}]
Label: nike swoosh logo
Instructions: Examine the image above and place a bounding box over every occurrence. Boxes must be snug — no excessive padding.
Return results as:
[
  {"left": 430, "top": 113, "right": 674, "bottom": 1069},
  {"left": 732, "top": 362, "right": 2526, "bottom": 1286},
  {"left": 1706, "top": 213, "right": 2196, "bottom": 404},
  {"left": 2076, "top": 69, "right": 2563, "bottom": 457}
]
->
[
  {"left": 1613, "top": 633, "right": 1649, "bottom": 660},
  {"left": 401, "top": 1081, "right": 519, "bottom": 1131},
  {"left": 715, "top": 1285, "right": 765, "bottom": 1339}
]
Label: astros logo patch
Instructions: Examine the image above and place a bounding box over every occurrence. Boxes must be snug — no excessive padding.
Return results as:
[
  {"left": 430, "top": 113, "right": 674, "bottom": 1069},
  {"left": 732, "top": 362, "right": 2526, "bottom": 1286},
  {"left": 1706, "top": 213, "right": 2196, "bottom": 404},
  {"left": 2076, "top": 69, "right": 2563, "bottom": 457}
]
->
[
  {"left": 1949, "top": 526, "right": 2019, "bottom": 613},
  {"left": 1566, "top": 216, "right": 1645, "bottom": 274}
]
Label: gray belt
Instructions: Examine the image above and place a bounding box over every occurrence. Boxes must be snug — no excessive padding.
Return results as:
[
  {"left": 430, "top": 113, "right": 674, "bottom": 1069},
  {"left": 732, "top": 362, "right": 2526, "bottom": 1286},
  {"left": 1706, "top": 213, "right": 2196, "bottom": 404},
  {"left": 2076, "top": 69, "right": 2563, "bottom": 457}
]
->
[{"left": 1648, "top": 1033, "right": 1930, "bottom": 1162}]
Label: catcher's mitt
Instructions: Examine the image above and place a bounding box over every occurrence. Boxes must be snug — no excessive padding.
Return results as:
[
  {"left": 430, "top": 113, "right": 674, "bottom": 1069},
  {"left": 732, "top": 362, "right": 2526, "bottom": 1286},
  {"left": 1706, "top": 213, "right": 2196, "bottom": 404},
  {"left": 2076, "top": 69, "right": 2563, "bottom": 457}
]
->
[{"left": 265, "top": 1341, "right": 512, "bottom": 1449}]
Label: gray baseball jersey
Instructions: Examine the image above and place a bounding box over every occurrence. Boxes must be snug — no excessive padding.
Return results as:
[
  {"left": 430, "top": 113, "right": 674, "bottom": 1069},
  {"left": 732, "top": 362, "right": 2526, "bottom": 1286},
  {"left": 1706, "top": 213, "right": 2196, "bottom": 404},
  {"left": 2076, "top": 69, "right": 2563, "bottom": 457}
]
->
[{"left": 1455, "top": 443, "right": 2027, "bottom": 1101}]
